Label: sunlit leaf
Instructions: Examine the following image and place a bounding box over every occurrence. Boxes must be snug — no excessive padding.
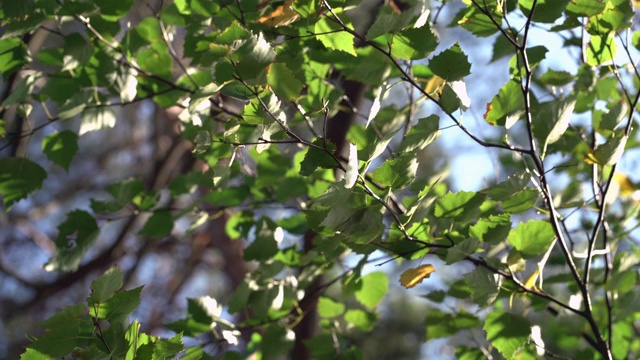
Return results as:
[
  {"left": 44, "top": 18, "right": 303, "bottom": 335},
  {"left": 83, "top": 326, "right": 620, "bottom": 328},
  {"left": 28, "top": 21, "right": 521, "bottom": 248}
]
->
[
  {"left": 355, "top": 272, "right": 388, "bottom": 310},
  {"left": 391, "top": 25, "right": 438, "bottom": 60},
  {"left": 314, "top": 10, "right": 356, "bottom": 56},
  {"left": 483, "top": 311, "right": 531, "bottom": 358},
  {"left": 586, "top": 32, "right": 616, "bottom": 66},
  {"left": 317, "top": 296, "right": 345, "bottom": 318},
  {"left": 267, "top": 62, "right": 303, "bottom": 101},
  {"left": 399, "top": 264, "right": 436, "bottom": 288},
  {"left": 483, "top": 80, "right": 524, "bottom": 127},
  {"left": 565, "top": 0, "right": 606, "bottom": 17},
  {"left": 508, "top": 220, "right": 555, "bottom": 257},
  {"left": 366, "top": 8, "right": 414, "bottom": 39},
  {"left": 258, "top": 0, "right": 300, "bottom": 27}
]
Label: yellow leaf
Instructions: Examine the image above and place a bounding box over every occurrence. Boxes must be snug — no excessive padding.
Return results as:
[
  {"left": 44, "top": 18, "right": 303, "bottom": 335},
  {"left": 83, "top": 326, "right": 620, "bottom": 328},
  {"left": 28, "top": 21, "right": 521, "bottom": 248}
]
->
[
  {"left": 425, "top": 75, "right": 446, "bottom": 98},
  {"left": 258, "top": 0, "right": 300, "bottom": 27},
  {"left": 523, "top": 268, "right": 540, "bottom": 290},
  {"left": 583, "top": 150, "right": 598, "bottom": 165},
  {"left": 613, "top": 173, "right": 636, "bottom": 198},
  {"left": 399, "top": 264, "right": 435, "bottom": 289}
]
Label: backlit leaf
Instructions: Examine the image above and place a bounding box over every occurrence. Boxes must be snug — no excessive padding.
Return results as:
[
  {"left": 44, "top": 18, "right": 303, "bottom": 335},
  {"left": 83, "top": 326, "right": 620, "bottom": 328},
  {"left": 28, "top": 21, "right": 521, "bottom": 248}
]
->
[
  {"left": 317, "top": 296, "right": 345, "bottom": 318},
  {"left": 314, "top": 11, "right": 356, "bottom": 56},
  {"left": 483, "top": 311, "right": 531, "bottom": 358},
  {"left": 429, "top": 43, "right": 471, "bottom": 81},
  {"left": 508, "top": 220, "right": 555, "bottom": 257},
  {"left": 355, "top": 272, "right": 388, "bottom": 310},
  {"left": 267, "top": 63, "right": 303, "bottom": 101},
  {"left": 399, "top": 264, "right": 435, "bottom": 288},
  {"left": 586, "top": 33, "right": 616, "bottom": 66},
  {"left": 391, "top": 25, "right": 438, "bottom": 60},
  {"left": 258, "top": 0, "right": 300, "bottom": 27}
]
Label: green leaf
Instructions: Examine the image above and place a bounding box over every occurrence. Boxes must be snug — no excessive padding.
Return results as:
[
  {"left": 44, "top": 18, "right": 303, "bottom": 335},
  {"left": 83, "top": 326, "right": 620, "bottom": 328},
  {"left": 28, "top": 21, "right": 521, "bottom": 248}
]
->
[
  {"left": 371, "top": 154, "right": 418, "bottom": 189},
  {"left": 470, "top": 214, "right": 511, "bottom": 244},
  {"left": 484, "top": 172, "right": 531, "bottom": 201},
  {"left": 429, "top": 43, "right": 471, "bottom": 81},
  {"left": 446, "top": 238, "right": 480, "bottom": 264},
  {"left": 540, "top": 69, "right": 575, "bottom": 86},
  {"left": 2, "top": 73, "right": 37, "bottom": 107},
  {"left": 2, "top": 0, "right": 35, "bottom": 19},
  {"left": 344, "top": 309, "right": 377, "bottom": 332},
  {"left": 425, "top": 310, "right": 481, "bottom": 339},
  {"left": 390, "top": 25, "right": 438, "bottom": 60},
  {"left": 45, "top": 210, "right": 100, "bottom": 272},
  {"left": 124, "top": 320, "right": 141, "bottom": 360},
  {"left": 366, "top": 9, "right": 414, "bottom": 40},
  {"left": 204, "top": 186, "right": 251, "bottom": 207},
  {"left": 267, "top": 63, "right": 303, "bottom": 101},
  {"left": 586, "top": 32, "right": 616, "bottom": 66},
  {"left": 510, "top": 46, "right": 547, "bottom": 77},
  {"left": 42, "top": 131, "right": 79, "bottom": 171},
  {"left": 484, "top": 80, "right": 524, "bottom": 127},
  {"left": 593, "top": 130, "right": 627, "bottom": 165},
  {"left": 90, "top": 286, "right": 143, "bottom": 323},
  {"left": 115, "top": 65, "right": 138, "bottom": 103},
  {"left": 94, "top": 0, "right": 134, "bottom": 20},
  {"left": 304, "top": 334, "right": 337, "bottom": 359},
  {"left": 91, "top": 178, "right": 145, "bottom": 213},
  {"left": 25, "top": 304, "right": 94, "bottom": 357},
  {"left": 508, "top": 220, "right": 555, "bottom": 257},
  {"left": 138, "top": 210, "right": 174, "bottom": 238},
  {"left": 464, "top": 267, "right": 501, "bottom": 305},
  {"left": 0, "top": 157, "right": 47, "bottom": 210},
  {"left": 88, "top": 266, "right": 124, "bottom": 304},
  {"left": 244, "top": 218, "right": 279, "bottom": 261},
  {"left": 598, "top": 0, "right": 633, "bottom": 31},
  {"left": 354, "top": 271, "right": 388, "bottom": 310},
  {"left": 501, "top": 189, "right": 539, "bottom": 213},
  {"left": 434, "top": 191, "right": 486, "bottom": 222},
  {"left": 490, "top": 32, "right": 518, "bottom": 62},
  {"left": 397, "top": 115, "right": 440, "bottom": 153},
  {"left": 632, "top": 30, "right": 640, "bottom": 51},
  {"left": 483, "top": 311, "right": 531, "bottom": 358},
  {"left": 137, "top": 48, "right": 173, "bottom": 78},
  {"left": 62, "top": 33, "right": 94, "bottom": 71},
  {"left": 456, "top": 0, "right": 502, "bottom": 37},
  {"left": 78, "top": 99, "right": 116, "bottom": 135},
  {"left": 565, "top": 0, "right": 606, "bottom": 17},
  {"left": 152, "top": 333, "right": 184, "bottom": 360},
  {"left": 318, "top": 296, "right": 345, "bottom": 318},
  {"left": 0, "top": 38, "right": 28, "bottom": 80},
  {"left": 299, "top": 139, "right": 337, "bottom": 176},
  {"left": 314, "top": 11, "right": 356, "bottom": 56},
  {"left": 519, "top": 0, "right": 567, "bottom": 23},
  {"left": 262, "top": 324, "right": 293, "bottom": 360},
  {"left": 533, "top": 95, "right": 577, "bottom": 154},
  {"left": 335, "top": 207, "right": 385, "bottom": 246},
  {"left": 234, "top": 33, "right": 276, "bottom": 81}
]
